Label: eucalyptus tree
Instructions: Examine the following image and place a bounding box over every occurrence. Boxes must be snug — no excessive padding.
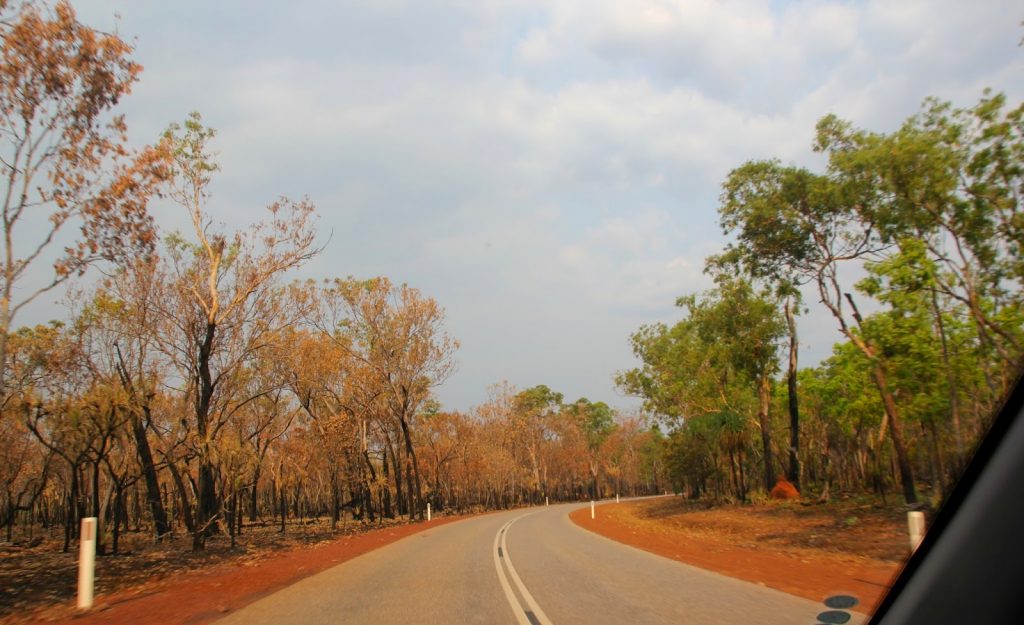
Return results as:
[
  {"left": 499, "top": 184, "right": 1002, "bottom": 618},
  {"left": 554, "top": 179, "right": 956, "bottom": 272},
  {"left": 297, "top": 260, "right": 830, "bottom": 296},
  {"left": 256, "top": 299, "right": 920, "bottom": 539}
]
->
[
  {"left": 856, "top": 239, "right": 1007, "bottom": 487},
  {"left": 798, "top": 347, "right": 883, "bottom": 499},
  {"left": 707, "top": 252, "right": 805, "bottom": 487},
  {"left": 417, "top": 408, "right": 465, "bottom": 511},
  {"left": 75, "top": 268, "right": 173, "bottom": 538},
  {"left": 475, "top": 382, "right": 524, "bottom": 506},
  {"left": 802, "top": 92, "right": 1022, "bottom": 499},
  {"left": 15, "top": 321, "right": 133, "bottom": 552},
  {"left": 618, "top": 317, "right": 726, "bottom": 423},
  {"left": 313, "top": 277, "right": 457, "bottom": 521},
  {"left": 0, "top": 412, "right": 48, "bottom": 542},
  {"left": 220, "top": 334, "right": 304, "bottom": 536},
  {"left": 157, "top": 113, "right": 321, "bottom": 549},
  {"left": 811, "top": 95, "right": 1024, "bottom": 495},
  {"left": 619, "top": 277, "right": 784, "bottom": 494},
  {"left": 564, "top": 397, "right": 615, "bottom": 499},
  {"left": 279, "top": 326, "right": 364, "bottom": 526},
  {"left": 605, "top": 419, "right": 663, "bottom": 497},
  {"left": 61, "top": 303, "right": 159, "bottom": 553},
  {"left": 10, "top": 322, "right": 80, "bottom": 547},
  {"left": 718, "top": 155, "right": 919, "bottom": 503},
  {"left": 619, "top": 314, "right": 743, "bottom": 498},
  {"left": 0, "top": 0, "right": 170, "bottom": 411},
  {"left": 512, "top": 385, "right": 563, "bottom": 502},
  {"left": 685, "top": 277, "right": 785, "bottom": 491},
  {"left": 817, "top": 93, "right": 1024, "bottom": 374}
]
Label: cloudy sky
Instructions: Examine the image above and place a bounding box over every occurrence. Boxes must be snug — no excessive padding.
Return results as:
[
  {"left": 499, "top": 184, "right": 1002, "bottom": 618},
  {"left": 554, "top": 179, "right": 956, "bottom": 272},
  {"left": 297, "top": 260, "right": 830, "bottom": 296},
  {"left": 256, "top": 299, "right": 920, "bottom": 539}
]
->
[{"left": 70, "top": 0, "right": 1021, "bottom": 413}]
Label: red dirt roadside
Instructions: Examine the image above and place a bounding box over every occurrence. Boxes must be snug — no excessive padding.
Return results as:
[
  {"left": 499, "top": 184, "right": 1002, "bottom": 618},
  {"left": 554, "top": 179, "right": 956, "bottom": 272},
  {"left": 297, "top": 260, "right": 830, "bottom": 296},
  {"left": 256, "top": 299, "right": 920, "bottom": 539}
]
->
[
  {"left": 4, "top": 499, "right": 905, "bottom": 623},
  {"left": 6, "top": 516, "right": 469, "bottom": 625},
  {"left": 570, "top": 497, "right": 905, "bottom": 614}
]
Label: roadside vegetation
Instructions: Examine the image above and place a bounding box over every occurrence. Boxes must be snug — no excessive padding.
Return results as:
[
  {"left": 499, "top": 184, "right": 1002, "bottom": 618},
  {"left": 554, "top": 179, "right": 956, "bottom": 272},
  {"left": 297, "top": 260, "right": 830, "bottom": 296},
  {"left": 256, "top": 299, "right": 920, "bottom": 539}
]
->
[
  {"left": 618, "top": 90, "right": 1024, "bottom": 509},
  {"left": 0, "top": 0, "right": 663, "bottom": 564}
]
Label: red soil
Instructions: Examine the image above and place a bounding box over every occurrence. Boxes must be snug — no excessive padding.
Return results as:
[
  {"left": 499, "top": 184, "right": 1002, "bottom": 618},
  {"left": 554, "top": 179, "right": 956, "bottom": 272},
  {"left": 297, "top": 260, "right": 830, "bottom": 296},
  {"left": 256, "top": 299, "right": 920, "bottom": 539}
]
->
[
  {"left": 7, "top": 516, "right": 469, "bottom": 625},
  {"left": 4, "top": 499, "right": 906, "bottom": 623}
]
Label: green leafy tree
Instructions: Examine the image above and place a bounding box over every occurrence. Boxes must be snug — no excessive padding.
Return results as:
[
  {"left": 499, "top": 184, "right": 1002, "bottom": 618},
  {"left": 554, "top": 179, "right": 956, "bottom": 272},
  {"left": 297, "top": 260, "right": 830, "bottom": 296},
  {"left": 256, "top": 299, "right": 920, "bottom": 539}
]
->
[
  {"left": 718, "top": 149, "right": 919, "bottom": 503},
  {"left": 513, "top": 385, "right": 563, "bottom": 500},
  {"left": 620, "top": 277, "right": 783, "bottom": 494},
  {"left": 564, "top": 397, "right": 614, "bottom": 499},
  {"left": 683, "top": 277, "right": 785, "bottom": 491},
  {"left": 817, "top": 92, "right": 1024, "bottom": 371}
]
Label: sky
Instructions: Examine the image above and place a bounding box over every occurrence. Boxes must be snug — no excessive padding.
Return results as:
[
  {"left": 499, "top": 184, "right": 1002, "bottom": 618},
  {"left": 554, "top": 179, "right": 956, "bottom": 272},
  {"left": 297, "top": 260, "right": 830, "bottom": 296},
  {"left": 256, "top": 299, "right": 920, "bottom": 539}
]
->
[{"left": 60, "top": 0, "right": 1023, "bottom": 414}]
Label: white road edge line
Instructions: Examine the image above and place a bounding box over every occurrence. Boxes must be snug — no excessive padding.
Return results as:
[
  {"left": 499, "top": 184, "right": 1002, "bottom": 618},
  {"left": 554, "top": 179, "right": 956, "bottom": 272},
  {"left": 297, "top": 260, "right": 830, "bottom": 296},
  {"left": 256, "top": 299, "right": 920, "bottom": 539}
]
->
[{"left": 493, "top": 513, "right": 555, "bottom": 625}]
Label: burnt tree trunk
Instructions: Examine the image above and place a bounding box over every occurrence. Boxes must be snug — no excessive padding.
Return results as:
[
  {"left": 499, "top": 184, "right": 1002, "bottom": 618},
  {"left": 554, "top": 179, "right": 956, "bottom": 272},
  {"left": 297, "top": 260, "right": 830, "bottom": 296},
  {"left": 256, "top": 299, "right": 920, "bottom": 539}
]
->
[
  {"left": 249, "top": 465, "right": 260, "bottom": 522},
  {"left": 115, "top": 346, "right": 171, "bottom": 539},
  {"left": 330, "top": 466, "right": 341, "bottom": 530},
  {"left": 784, "top": 298, "right": 801, "bottom": 488},
  {"left": 193, "top": 321, "right": 220, "bottom": 551},
  {"left": 130, "top": 411, "right": 169, "bottom": 538},
  {"left": 871, "top": 363, "right": 917, "bottom": 504},
  {"left": 166, "top": 460, "right": 196, "bottom": 534},
  {"left": 362, "top": 447, "right": 379, "bottom": 520},
  {"left": 62, "top": 469, "right": 79, "bottom": 553},
  {"left": 757, "top": 375, "right": 775, "bottom": 492},
  {"left": 399, "top": 416, "right": 423, "bottom": 521}
]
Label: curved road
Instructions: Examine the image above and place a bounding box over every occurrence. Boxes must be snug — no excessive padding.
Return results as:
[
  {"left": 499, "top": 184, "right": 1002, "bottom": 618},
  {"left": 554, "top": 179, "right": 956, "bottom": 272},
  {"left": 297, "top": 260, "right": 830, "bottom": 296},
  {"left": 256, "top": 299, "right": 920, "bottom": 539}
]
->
[{"left": 217, "top": 500, "right": 844, "bottom": 625}]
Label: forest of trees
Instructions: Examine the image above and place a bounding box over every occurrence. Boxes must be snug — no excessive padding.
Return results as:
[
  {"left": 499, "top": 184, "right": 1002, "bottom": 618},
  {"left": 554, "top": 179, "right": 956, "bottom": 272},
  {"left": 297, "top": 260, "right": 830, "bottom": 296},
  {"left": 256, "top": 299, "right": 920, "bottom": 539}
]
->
[
  {"left": 618, "top": 91, "right": 1024, "bottom": 509},
  {"left": 0, "top": 1, "right": 664, "bottom": 554},
  {"left": 1, "top": 0, "right": 1021, "bottom": 560}
]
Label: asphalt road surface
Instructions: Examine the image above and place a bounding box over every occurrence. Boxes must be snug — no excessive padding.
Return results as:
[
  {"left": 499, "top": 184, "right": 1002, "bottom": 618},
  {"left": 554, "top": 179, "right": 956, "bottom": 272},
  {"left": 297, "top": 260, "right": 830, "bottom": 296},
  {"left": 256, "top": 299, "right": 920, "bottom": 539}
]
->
[{"left": 217, "top": 501, "right": 852, "bottom": 625}]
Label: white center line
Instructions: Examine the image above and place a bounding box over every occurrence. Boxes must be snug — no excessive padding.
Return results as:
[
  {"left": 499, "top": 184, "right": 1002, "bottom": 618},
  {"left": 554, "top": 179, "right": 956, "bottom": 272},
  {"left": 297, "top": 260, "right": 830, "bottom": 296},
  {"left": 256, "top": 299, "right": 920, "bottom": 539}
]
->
[{"left": 493, "top": 514, "right": 555, "bottom": 625}]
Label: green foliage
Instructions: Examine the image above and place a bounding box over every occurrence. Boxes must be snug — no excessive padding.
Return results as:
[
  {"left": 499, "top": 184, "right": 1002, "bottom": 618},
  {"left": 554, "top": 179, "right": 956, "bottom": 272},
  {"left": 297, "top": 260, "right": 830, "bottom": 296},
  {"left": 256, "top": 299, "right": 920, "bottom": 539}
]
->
[
  {"left": 619, "top": 276, "right": 784, "bottom": 499},
  {"left": 566, "top": 397, "right": 614, "bottom": 451},
  {"left": 818, "top": 91, "right": 1024, "bottom": 365},
  {"left": 515, "top": 385, "right": 563, "bottom": 415},
  {"left": 816, "top": 342, "right": 883, "bottom": 437},
  {"left": 163, "top": 111, "right": 221, "bottom": 184},
  {"left": 618, "top": 277, "right": 782, "bottom": 422},
  {"left": 630, "top": 89, "right": 1024, "bottom": 504}
]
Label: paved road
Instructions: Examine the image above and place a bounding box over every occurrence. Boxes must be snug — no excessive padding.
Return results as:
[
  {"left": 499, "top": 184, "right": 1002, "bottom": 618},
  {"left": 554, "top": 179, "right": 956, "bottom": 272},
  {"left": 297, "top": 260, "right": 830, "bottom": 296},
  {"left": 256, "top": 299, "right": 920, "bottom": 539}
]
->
[{"left": 217, "top": 501, "right": 845, "bottom": 625}]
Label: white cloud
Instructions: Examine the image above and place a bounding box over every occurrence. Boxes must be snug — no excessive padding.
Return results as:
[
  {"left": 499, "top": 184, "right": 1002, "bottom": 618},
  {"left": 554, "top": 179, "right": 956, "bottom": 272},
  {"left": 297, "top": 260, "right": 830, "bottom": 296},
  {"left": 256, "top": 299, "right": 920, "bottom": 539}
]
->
[
  {"left": 780, "top": 2, "right": 860, "bottom": 57},
  {"left": 554, "top": 209, "right": 713, "bottom": 311},
  {"left": 517, "top": 27, "right": 556, "bottom": 62}
]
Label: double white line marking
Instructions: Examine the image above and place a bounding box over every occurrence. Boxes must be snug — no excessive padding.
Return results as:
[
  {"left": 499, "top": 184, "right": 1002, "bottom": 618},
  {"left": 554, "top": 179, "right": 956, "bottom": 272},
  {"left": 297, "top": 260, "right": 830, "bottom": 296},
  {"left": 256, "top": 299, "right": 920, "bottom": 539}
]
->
[{"left": 493, "top": 514, "right": 554, "bottom": 625}]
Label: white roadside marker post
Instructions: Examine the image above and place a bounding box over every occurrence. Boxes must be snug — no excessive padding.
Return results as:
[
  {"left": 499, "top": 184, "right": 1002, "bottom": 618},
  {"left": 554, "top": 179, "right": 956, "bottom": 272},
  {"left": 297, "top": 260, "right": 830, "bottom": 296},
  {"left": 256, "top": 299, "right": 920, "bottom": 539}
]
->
[
  {"left": 77, "top": 517, "right": 97, "bottom": 610},
  {"left": 908, "top": 511, "right": 925, "bottom": 551},
  {"left": 590, "top": 500, "right": 595, "bottom": 519},
  {"left": 616, "top": 494, "right": 619, "bottom": 504},
  {"left": 427, "top": 503, "right": 431, "bottom": 521},
  {"left": 545, "top": 496, "right": 549, "bottom": 507}
]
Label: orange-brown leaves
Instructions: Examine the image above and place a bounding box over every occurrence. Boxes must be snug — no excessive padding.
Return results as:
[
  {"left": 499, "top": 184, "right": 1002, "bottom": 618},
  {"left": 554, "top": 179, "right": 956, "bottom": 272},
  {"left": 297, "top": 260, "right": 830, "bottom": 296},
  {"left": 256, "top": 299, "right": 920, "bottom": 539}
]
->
[{"left": 0, "top": 0, "right": 169, "bottom": 293}]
